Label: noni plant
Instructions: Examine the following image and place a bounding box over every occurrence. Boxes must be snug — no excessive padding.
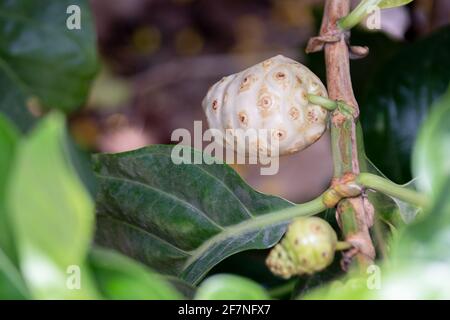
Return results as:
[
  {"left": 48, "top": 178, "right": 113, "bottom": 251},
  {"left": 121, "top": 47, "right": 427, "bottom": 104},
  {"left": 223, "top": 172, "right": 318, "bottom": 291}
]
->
[{"left": 0, "top": 0, "right": 449, "bottom": 303}]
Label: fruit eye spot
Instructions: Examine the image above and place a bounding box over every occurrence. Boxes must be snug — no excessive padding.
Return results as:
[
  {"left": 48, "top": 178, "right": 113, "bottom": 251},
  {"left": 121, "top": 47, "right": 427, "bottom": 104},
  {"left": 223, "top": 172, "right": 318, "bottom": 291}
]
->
[
  {"left": 275, "top": 72, "right": 286, "bottom": 80},
  {"left": 289, "top": 107, "right": 299, "bottom": 120},
  {"left": 238, "top": 111, "right": 248, "bottom": 125},
  {"left": 307, "top": 109, "right": 319, "bottom": 123},
  {"left": 273, "top": 129, "right": 286, "bottom": 140},
  {"left": 258, "top": 94, "right": 273, "bottom": 109},
  {"left": 239, "top": 74, "right": 257, "bottom": 92},
  {"left": 310, "top": 81, "right": 319, "bottom": 92}
]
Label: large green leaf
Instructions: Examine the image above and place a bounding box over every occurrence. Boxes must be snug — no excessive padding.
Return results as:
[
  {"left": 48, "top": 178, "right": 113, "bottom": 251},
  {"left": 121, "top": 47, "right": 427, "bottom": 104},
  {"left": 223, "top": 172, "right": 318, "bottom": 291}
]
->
[
  {"left": 0, "top": 0, "right": 98, "bottom": 131},
  {"left": 195, "top": 274, "right": 270, "bottom": 300},
  {"left": 93, "top": 145, "right": 326, "bottom": 285},
  {"left": 89, "top": 247, "right": 183, "bottom": 300},
  {"left": 361, "top": 26, "right": 450, "bottom": 183},
  {"left": 7, "top": 113, "right": 98, "bottom": 299},
  {"left": 0, "top": 115, "right": 19, "bottom": 261},
  {"left": 0, "top": 115, "right": 28, "bottom": 299}
]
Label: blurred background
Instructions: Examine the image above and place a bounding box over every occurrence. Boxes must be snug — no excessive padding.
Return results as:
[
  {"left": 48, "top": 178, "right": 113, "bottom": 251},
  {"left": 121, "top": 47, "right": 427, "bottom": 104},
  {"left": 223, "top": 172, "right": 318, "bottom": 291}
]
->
[{"left": 69, "top": 0, "right": 450, "bottom": 203}]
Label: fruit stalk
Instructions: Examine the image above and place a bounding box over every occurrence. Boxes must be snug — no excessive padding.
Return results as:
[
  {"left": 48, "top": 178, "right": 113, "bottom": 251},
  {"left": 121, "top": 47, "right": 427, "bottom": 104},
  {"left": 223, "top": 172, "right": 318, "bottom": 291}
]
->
[{"left": 316, "top": 0, "right": 375, "bottom": 270}]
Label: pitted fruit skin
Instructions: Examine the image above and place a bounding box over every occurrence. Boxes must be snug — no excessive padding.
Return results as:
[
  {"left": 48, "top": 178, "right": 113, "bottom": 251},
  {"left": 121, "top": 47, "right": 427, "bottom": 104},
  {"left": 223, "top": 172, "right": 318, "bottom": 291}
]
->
[
  {"left": 266, "top": 217, "right": 337, "bottom": 279},
  {"left": 202, "top": 55, "right": 328, "bottom": 156}
]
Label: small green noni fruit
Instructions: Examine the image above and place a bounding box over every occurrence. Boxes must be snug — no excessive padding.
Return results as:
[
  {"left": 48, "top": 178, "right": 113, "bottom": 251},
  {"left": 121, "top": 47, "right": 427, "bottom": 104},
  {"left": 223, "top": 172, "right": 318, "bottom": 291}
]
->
[{"left": 266, "top": 217, "right": 337, "bottom": 279}]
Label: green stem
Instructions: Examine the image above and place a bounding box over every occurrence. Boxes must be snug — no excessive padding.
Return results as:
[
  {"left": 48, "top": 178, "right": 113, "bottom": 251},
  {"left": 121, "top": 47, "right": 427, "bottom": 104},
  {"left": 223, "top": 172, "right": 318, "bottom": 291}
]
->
[
  {"left": 357, "top": 173, "right": 429, "bottom": 208},
  {"left": 336, "top": 241, "right": 352, "bottom": 251},
  {"left": 308, "top": 94, "right": 337, "bottom": 111},
  {"left": 338, "top": 0, "right": 381, "bottom": 30}
]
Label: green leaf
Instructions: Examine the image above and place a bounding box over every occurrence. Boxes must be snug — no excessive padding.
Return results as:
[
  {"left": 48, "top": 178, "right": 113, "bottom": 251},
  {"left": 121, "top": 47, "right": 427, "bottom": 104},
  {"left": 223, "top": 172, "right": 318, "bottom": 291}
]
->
[
  {"left": 361, "top": 26, "right": 450, "bottom": 183},
  {"left": 0, "top": 249, "right": 28, "bottom": 299},
  {"left": 413, "top": 86, "right": 450, "bottom": 197},
  {"left": 165, "top": 275, "right": 196, "bottom": 299},
  {"left": 0, "top": 115, "right": 28, "bottom": 299},
  {"left": 7, "top": 113, "right": 98, "bottom": 299},
  {"left": 0, "top": 115, "right": 19, "bottom": 261},
  {"left": 0, "top": 0, "right": 99, "bottom": 131},
  {"left": 93, "top": 145, "right": 325, "bottom": 285},
  {"left": 195, "top": 274, "right": 270, "bottom": 300},
  {"left": 379, "top": 0, "right": 414, "bottom": 9},
  {"left": 89, "top": 247, "right": 183, "bottom": 300}
]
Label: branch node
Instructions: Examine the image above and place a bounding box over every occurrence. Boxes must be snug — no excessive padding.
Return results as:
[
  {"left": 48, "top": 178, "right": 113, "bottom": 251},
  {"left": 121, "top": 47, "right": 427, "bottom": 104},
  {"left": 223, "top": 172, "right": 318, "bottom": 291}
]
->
[{"left": 306, "top": 30, "right": 347, "bottom": 54}]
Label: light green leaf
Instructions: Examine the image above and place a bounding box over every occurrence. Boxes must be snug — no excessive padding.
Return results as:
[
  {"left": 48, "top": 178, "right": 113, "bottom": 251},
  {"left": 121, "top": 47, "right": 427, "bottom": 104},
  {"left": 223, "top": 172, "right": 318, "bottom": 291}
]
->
[
  {"left": 93, "top": 145, "right": 325, "bottom": 285},
  {"left": 7, "top": 113, "right": 97, "bottom": 299},
  {"left": 195, "top": 274, "right": 270, "bottom": 300},
  {"left": 0, "top": 0, "right": 99, "bottom": 131},
  {"left": 0, "top": 115, "right": 19, "bottom": 261},
  {"left": 413, "top": 86, "right": 450, "bottom": 196},
  {"left": 0, "top": 115, "right": 28, "bottom": 299},
  {"left": 379, "top": 0, "right": 414, "bottom": 9},
  {"left": 89, "top": 247, "right": 183, "bottom": 300}
]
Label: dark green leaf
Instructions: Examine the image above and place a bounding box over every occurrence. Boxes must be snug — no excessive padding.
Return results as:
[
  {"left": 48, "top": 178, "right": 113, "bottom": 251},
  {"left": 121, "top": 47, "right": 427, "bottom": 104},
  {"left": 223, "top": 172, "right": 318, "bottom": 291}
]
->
[
  {"left": 89, "top": 247, "right": 183, "bottom": 300},
  {"left": 93, "top": 145, "right": 303, "bottom": 285},
  {"left": 7, "top": 113, "right": 98, "bottom": 298},
  {"left": 361, "top": 26, "right": 450, "bottom": 183},
  {"left": 195, "top": 274, "right": 270, "bottom": 300},
  {"left": 0, "top": 0, "right": 99, "bottom": 131}
]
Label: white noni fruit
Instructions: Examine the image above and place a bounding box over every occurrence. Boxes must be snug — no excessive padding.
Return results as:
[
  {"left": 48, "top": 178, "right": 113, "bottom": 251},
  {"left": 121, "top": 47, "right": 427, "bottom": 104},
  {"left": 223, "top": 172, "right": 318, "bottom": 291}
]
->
[{"left": 202, "top": 55, "right": 329, "bottom": 157}]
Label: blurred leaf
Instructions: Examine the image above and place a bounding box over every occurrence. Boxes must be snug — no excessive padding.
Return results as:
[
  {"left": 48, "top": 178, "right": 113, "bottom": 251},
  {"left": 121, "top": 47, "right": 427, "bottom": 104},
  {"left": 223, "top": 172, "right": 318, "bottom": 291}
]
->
[
  {"left": 89, "top": 247, "right": 183, "bottom": 300},
  {"left": 0, "top": 115, "right": 19, "bottom": 261},
  {"left": 413, "top": 87, "right": 450, "bottom": 197},
  {"left": 195, "top": 274, "right": 270, "bottom": 300},
  {"left": 0, "top": 115, "right": 28, "bottom": 299},
  {"left": 0, "top": 0, "right": 99, "bottom": 131},
  {"left": 165, "top": 275, "right": 196, "bottom": 300},
  {"left": 293, "top": 255, "right": 344, "bottom": 299},
  {"left": 361, "top": 26, "right": 450, "bottom": 183},
  {"left": 87, "top": 68, "right": 131, "bottom": 110},
  {"left": 0, "top": 249, "right": 28, "bottom": 299},
  {"left": 379, "top": 0, "right": 414, "bottom": 9},
  {"left": 7, "top": 113, "right": 97, "bottom": 299},
  {"left": 93, "top": 145, "right": 297, "bottom": 285}
]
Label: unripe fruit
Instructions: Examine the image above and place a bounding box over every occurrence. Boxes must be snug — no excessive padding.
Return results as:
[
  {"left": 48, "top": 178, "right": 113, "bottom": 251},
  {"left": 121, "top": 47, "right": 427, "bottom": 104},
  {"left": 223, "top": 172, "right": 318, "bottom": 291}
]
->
[
  {"left": 202, "top": 55, "right": 328, "bottom": 156},
  {"left": 266, "top": 217, "right": 337, "bottom": 279}
]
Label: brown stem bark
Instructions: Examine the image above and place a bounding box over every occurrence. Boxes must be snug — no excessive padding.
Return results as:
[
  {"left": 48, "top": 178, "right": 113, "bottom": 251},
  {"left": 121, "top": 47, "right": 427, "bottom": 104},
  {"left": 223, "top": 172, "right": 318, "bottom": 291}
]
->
[{"left": 317, "top": 0, "right": 375, "bottom": 270}]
